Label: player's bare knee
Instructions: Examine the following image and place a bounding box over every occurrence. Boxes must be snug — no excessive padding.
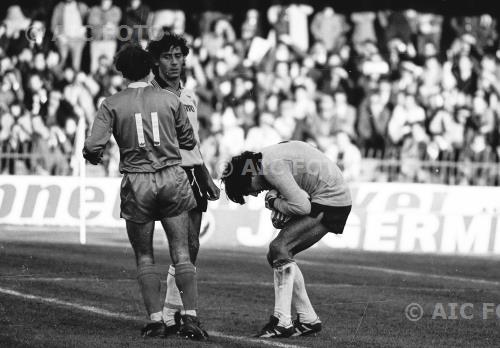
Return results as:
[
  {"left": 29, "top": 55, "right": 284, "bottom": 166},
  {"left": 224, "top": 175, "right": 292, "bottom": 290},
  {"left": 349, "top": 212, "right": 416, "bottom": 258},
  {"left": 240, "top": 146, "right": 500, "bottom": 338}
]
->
[
  {"left": 136, "top": 255, "right": 154, "bottom": 267},
  {"left": 268, "top": 241, "right": 289, "bottom": 267},
  {"left": 170, "top": 248, "right": 191, "bottom": 265}
]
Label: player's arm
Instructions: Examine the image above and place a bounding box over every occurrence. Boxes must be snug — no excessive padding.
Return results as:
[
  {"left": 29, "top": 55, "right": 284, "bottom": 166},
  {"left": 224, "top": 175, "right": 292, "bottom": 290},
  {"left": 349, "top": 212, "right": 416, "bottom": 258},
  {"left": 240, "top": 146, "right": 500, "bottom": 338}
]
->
[
  {"left": 264, "top": 161, "right": 311, "bottom": 216},
  {"left": 83, "top": 101, "right": 113, "bottom": 165},
  {"left": 173, "top": 101, "right": 197, "bottom": 151}
]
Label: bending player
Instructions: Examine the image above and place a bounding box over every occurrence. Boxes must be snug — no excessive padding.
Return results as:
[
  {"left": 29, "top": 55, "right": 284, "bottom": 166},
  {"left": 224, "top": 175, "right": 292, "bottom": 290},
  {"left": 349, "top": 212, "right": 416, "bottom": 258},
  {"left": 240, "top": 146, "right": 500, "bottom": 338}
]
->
[
  {"left": 221, "top": 141, "right": 352, "bottom": 338},
  {"left": 83, "top": 44, "right": 208, "bottom": 340},
  {"left": 147, "top": 33, "right": 220, "bottom": 335}
]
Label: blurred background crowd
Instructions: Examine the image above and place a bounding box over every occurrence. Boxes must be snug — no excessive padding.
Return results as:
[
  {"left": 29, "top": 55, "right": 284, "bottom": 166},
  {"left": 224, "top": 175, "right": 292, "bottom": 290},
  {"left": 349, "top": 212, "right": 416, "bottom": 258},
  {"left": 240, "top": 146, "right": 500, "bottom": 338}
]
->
[{"left": 1, "top": 0, "right": 500, "bottom": 185}]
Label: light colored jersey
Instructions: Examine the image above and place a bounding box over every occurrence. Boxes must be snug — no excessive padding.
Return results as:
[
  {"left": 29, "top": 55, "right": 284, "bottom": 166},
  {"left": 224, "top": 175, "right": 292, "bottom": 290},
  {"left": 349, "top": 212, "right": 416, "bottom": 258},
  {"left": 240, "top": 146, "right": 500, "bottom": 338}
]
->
[
  {"left": 151, "top": 78, "right": 203, "bottom": 166},
  {"left": 260, "top": 141, "right": 352, "bottom": 216},
  {"left": 179, "top": 88, "right": 203, "bottom": 166}
]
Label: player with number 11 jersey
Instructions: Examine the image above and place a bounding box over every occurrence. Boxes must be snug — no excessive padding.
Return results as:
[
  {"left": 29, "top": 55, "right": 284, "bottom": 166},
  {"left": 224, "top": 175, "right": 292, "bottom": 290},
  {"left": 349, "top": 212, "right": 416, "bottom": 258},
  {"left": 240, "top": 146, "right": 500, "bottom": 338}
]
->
[{"left": 83, "top": 45, "right": 208, "bottom": 341}]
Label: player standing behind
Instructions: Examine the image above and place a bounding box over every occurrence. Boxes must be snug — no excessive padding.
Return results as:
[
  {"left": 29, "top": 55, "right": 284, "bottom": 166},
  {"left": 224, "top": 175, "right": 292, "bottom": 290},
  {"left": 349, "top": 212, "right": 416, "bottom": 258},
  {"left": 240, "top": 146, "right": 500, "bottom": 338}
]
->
[
  {"left": 147, "top": 33, "right": 220, "bottom": 335},
  {"left": 83, "top": 44, "right": 208, "bottom": 340},
  {"left": 221, "top": 141, "right": 352, "bottom": 338}
]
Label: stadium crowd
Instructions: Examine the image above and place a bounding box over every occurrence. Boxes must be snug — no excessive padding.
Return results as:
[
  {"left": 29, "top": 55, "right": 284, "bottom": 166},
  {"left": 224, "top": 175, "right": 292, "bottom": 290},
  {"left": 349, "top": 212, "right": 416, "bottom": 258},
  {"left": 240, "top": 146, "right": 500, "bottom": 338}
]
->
[{"left": 1, "top": 0, "right": 500, "bottom": 184}]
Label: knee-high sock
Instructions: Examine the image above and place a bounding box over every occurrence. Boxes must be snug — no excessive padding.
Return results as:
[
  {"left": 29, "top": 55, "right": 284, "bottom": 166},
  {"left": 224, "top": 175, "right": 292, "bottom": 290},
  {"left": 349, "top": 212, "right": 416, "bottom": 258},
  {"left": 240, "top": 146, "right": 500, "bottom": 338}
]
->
[
  {"left": 174, "top": 262, "right": 197, "bottom": 316},
  {"left": 273, "top": 261, "right": 296, "bottom": 327},
  {"left": 163, "top": 265, "right": 184, "bottom": 325},
  {"left": 137, "top": 263, "right": 163, "bottom": 321},
  {"left": 292, "top": 263, "right": 319, "bottom": 323}
]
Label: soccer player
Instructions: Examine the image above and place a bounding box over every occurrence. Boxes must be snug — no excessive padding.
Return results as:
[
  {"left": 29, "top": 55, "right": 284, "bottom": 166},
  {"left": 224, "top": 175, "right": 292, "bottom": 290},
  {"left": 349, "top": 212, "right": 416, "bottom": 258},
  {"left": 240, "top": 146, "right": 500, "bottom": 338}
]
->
[
  {"left": 221, "top": 141, "right": 352, "bottom": 338},
  {"left": 83, "top": 44, "right": 208, "bottom": 340},
  {"left": 147, "top": 33, "right": 220, "bottom": 334}
]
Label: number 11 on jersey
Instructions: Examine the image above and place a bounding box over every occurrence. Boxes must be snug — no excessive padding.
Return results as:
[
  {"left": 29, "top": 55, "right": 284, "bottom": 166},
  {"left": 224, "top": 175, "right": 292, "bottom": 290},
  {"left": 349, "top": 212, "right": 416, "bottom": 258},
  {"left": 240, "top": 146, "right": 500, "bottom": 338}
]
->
[{"left": 135, "top": 112, "right": 161, "bottom": 147}]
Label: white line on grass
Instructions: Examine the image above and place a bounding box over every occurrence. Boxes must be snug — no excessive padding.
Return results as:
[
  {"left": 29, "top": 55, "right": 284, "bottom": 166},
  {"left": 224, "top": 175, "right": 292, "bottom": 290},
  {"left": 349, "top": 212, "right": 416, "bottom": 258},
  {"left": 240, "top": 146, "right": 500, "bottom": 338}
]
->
[
  {"left": 300, "top": 261, "right": 500, "bottom": 287},
  {"left": 0, "top": 286, "right": 303, "bottom": 348},
  {"left": 2, "top": 277, "right": 484, "bottom": 297}
]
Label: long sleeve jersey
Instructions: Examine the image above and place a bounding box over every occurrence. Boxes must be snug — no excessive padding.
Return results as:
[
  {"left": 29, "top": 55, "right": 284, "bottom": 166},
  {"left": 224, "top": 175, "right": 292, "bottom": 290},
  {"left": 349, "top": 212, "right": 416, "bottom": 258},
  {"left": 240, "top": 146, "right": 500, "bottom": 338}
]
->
[
  {"left": 261, "top": 141, "right": 352, "bottom": 216},
  {"left": 83, "top": 82, "right": 196, "bottom": 173},
  {"left": 151, "top": 78, "right": 204, "bottom": 166}
]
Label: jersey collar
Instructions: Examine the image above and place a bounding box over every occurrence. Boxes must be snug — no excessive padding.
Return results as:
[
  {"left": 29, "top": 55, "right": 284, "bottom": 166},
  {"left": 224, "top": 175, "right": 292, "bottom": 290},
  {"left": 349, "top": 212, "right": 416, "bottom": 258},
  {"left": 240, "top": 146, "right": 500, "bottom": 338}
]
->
[
  {"left": 152, "top": 75, "right": 183, "bottom": 96},
  {"left": 128, "top": 81, "right": 149, "bottom": 88}
]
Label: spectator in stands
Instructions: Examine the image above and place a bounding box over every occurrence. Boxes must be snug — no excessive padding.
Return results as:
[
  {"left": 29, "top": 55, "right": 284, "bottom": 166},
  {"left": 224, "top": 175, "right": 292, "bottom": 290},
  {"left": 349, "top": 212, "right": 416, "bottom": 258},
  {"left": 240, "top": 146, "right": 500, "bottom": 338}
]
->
[
  {"left": 88, "top": 0, "right": 121, "bottom": 73},
  {"left": 333, "top": 131, "right": 362, "bottom": 182},
  {"left": 313, "top": 94, "right": 335, "bottom": 147},
  {"left": 310, "top": 6, "right": 348, "bottom": 53},
  {"left": 3, "top": 6, "right": 31, "bottom": 46},
  {"left": 1, "top": 2, "right": 500, "bottom": 185},
  {"left": 122, "top": 0, "right": 151, "bottom": 47},
  {"left": 415, "top": 13, "right": 443, "bottom": 55},
  {"left": 452, "top": 54, "right": 478, "bottom": 95},
  {"left": 245, "top": 112, "right": 282, "bottom": 151},
  {"left": 332, "top": 90, "right": 356, "bottom": 139},
  {"left": 381, "top": 10, "right": 413, "bottom": 46},
  {"left": 62, "top": 68, "right": 97, "bottom": 124},
  {"left": 12, "top": 18, "right": 53, "bottom": 56},
  {"left": 241, "top": 9, "right": 263, "bottom": 41},
  {"left": 218, "top": 107, "right": 245, "bottom": 159},
  {"left": 350, "top": 11, "right": 377, "bottom": 51},
  {"left": 51, "top": 0, "right": 88, "bottom": 71},
  {"left": 357, "top": 91, "right": 391, "bottom": 156},
  {"left": 92, "top": 54, "right": 112, "bottom": 96}
]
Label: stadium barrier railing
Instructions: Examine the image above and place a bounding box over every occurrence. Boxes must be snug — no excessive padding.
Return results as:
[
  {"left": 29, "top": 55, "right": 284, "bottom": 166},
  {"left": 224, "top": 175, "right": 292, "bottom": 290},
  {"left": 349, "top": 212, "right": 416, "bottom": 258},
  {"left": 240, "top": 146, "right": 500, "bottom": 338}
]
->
[{"left": 2, "top": 143, "right": 500, "bottom": 185}]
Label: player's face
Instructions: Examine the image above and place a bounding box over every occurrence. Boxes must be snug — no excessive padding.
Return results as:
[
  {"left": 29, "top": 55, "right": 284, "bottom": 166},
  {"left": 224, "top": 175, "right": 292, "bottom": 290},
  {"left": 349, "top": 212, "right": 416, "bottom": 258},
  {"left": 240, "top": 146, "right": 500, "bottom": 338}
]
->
[
  {"left": 245, "top": 176, "right": 263, "bottom": 197},
  {"left": 159, "top": 46, "right": 184, "bottom": 80}
]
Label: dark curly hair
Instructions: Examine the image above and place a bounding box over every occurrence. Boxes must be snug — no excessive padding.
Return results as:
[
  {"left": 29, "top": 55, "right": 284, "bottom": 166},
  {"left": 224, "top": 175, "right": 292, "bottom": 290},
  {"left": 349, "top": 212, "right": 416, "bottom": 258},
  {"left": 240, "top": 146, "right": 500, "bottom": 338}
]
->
[
  {"left": 147, "top": 32, "right": 190, "bottom": 59},
  {"left": 221, "top": 151, "right": 262, "bottom": 205},
  {"left": 114, "top": 44, "right": 152, "bottom": 81}
]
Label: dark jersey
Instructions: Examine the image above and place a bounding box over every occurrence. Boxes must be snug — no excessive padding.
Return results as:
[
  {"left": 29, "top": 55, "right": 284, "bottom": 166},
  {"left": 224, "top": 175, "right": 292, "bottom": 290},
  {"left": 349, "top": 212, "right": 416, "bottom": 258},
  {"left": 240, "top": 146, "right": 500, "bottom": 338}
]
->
[{"left": 83, "top": 83, "right": 196, "bottom": 173}]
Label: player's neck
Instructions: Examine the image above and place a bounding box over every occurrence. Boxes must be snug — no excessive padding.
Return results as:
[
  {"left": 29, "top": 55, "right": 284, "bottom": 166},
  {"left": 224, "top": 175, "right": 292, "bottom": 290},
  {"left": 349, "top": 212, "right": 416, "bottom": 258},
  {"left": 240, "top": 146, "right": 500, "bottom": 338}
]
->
[
  {"left": 129, "top": 76, "right": 149, "bottom": 85},
  {"left": 166, "top": 78, "right": 180, "bottom": 91},
  {"left": 159, "top": 70, "right": 181, "bottom": 90}
]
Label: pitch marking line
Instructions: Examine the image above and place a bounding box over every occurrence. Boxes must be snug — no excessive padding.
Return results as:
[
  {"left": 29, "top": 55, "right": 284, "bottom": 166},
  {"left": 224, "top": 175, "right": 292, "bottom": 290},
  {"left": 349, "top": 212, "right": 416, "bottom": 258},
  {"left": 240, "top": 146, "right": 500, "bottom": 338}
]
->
[
  {"left": 0, "top": 286, "right": 303, "bottom": 348},
  {"left": 0, "top": 277, "right": 478, "bottom": 293},
  {"left": 300, "top": 261, "right": 500, "bottom": 287}
]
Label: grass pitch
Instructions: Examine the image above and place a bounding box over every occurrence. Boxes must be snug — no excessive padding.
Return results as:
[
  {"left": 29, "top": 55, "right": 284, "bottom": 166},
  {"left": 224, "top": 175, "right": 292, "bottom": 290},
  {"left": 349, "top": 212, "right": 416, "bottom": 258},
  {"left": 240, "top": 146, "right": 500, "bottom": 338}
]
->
[{"left": 0, "top": 230, "right": 499, "bottom": 347}]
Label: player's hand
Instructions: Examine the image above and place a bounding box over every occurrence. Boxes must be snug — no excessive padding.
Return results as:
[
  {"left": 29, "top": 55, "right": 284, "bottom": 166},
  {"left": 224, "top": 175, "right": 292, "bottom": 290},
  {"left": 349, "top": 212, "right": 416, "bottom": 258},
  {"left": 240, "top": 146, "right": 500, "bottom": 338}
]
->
[
  {"left": 271, "top": 209, "right": 290, "bottom": 229},
  {"left": 206, "top": 179, "right": 220, "bottom": 201},
  {"left": 82, "top": 147, "right": 103, "bottom": 165},
  {"left": 265, "top": 189, "right": 279, "bottom": 210}
]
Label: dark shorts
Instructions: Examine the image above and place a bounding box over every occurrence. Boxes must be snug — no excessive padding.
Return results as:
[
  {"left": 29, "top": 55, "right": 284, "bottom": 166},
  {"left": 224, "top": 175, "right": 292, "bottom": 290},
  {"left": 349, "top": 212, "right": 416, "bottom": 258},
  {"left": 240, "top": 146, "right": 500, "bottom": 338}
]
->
[
  {"left": 120, "top": 165, "right": 196, "bottom": 223},
  {"left": 309, "top": 203, "right": 352, "bottom": 234},
  {"left": 183, "top": 165, "right": 208, "bottom": 213}
]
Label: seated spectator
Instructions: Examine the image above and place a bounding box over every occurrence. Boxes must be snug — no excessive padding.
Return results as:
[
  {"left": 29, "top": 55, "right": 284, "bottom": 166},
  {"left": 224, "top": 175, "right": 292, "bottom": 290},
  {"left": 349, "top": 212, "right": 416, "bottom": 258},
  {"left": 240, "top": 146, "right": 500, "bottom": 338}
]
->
[
  {"left": 357, "top": 92, "right": 391, "bottom": 156},
  {"left": 11, "top": 18, "right": 53, "bottom": 56},
  {"left": 332, "top": 90, "right": 356, "bottom": 139},
  {"left": 452, "top": 54, "right": 478, "bottom": 95},
  {"left": 333, "top": 131, "right": 362, "bottom": 182}
]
